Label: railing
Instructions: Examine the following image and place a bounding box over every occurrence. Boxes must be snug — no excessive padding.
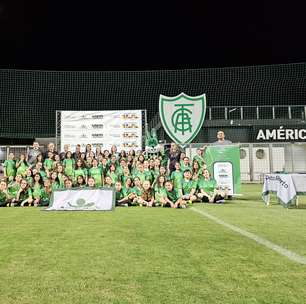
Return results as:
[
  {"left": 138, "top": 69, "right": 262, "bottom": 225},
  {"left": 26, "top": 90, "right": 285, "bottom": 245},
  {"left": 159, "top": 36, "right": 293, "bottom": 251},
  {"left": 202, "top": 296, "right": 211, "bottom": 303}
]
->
[{"left": 149, "top": 105, "right": 306, "bottom": 130}]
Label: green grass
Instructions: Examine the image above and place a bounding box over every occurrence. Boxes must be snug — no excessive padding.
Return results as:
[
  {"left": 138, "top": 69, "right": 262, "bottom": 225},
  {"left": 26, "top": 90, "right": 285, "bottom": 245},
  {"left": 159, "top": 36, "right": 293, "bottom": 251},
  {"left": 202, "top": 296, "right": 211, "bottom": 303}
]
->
[{"left": 1, "top": 184, "right": 306, "bottom": 304}]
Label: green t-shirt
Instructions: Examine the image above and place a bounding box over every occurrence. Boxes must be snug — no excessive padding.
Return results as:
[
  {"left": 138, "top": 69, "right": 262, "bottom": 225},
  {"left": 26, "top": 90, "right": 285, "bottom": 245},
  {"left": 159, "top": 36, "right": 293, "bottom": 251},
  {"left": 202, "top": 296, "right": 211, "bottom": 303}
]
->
[
  {"left": 131, "top": 186, "right": 142, "bottom": 196},
  {"left": 19, "top": 188, "right": 32, "bottom": 201},
  {"left": 16, "top": 161, "right": 28, "bottom": 177},
  {"left": 89, "top": 167, "right": 103, "bottom": 187},
  {"left": 63, "top": 159, "right": 75, "bottom": 177},
  {"left": 0, "top": 190, "right": 8, "bottom": 202},
  {"left": 107, "top": 172, "right": 118, "bottom": 184},
  {"left": 180, "top": 161, "right": 191, "bottom": 173},
  {"left": 198, "top": 178, "right": 217, "bottom": 195},
  {"left": 115, "top": 190, "right": 125, "bottom": 201},
  {"left": 133, "top": 171, "right": 146, "bottom": 184},
  {"left": 8, "top": 182, "right": 20, "bottom": 198},
  {"left": 154, "top": 185, "right": 167, "bottom": 201},
  {"left": 32, "top": 183, "right": 42, "bottom": 199},
  {"left": 165, "top": 189, "right": 179, "bottom": 203},
  {"left": 51, "top": 182, "right": 60, "bottom": 192},
  {"left": 44, "top": 159, "right": 54, "bottom": 171},
  {"left": 171, "top": 170, "right": 184, "bottom": 190},
  {"left": 40, "top": 187, "right": 51, "bottom": 201},
  {"left": 74, "top": 168, "right": 87, "bottom": 180},
  {"left": 3, "top": 160, "right": 16, "bottom": 177},
  {"left": 181, "top": 179, "right": 197, "bottom": 195},
  {"left": 193, "top": 155, "right": 205, "bottom": 168},
  {"left": 143, "top": 169, "right": 154, "bottom": 183},
  {"left": 122, "top": 186, "right": 132, "bottom": 197}
]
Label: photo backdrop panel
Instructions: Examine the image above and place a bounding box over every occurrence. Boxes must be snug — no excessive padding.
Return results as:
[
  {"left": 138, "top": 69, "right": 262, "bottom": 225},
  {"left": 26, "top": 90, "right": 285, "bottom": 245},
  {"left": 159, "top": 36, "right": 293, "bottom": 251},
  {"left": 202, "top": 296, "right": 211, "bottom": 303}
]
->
[{"left": 60, "top": 110, "right": 143, "bottom": 152}]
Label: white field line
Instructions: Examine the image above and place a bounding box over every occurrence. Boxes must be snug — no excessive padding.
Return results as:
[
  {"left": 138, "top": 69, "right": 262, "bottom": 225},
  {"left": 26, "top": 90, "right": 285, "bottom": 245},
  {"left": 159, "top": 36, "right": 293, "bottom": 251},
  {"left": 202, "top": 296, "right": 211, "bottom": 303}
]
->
[{"left": 191, "top": 207, "right": 306, "bottom": 265}]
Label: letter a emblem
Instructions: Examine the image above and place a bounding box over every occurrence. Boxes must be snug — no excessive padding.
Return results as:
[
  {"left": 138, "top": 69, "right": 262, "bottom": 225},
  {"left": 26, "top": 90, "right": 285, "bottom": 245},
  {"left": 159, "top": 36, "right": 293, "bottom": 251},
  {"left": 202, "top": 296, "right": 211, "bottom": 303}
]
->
[{"left": 159, "top": 93, "right": 206, "bottom": 144}]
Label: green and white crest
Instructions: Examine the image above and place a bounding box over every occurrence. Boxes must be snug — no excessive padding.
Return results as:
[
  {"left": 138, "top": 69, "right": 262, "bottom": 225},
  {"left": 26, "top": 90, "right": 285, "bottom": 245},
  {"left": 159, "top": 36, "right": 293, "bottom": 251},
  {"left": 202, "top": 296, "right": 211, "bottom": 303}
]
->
[{"left": 159, "top": 93, "right": 206, "bottom": 144}]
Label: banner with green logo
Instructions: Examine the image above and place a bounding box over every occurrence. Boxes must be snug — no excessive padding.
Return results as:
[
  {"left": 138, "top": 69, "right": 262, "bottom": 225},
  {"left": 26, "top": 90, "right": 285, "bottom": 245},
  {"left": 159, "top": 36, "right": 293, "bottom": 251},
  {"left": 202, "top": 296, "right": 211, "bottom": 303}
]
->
[
  {"left": 159, "top": 93, "right": 206, "bottom": 144},
  {"left": 46, "top": 188, "right": 115, "bottom": 211},
  {"left": 204, "top": 145, "right": 241, "bottom": 195}
]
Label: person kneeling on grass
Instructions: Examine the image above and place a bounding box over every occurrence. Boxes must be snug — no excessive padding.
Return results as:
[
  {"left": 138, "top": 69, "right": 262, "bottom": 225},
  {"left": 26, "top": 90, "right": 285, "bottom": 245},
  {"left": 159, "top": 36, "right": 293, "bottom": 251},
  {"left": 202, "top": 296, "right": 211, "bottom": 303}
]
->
[
  {"left": 14, "top": 179, "right": 33, "bottom": 207},
  {"left": 136, "top": 180, "right": 154, "bottom": 207},
  {"left": 177, "top": 169, "right": 197, "bottom": 208},
  {"left": 197, "top": 169, "right": 225, "bottom": 204}
]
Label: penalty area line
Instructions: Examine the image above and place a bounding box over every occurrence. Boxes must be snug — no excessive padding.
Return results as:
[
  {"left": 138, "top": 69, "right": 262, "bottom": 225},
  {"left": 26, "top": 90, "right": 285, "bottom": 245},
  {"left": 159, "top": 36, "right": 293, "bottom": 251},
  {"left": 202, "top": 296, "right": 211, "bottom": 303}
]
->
[{"left": 190, "top": 207, "right": 306, "bottom": 265}]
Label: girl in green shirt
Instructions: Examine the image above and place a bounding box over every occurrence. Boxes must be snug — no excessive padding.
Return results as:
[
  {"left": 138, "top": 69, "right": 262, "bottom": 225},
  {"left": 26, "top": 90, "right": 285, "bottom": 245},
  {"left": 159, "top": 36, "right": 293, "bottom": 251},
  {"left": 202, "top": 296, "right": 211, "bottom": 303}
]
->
[
  {"left": 89, "top": 159, "right": 103, "bottom": 187},
  {"left": 197, "top": 169, "right": 221, "bottom": 203},
  {"left": 0, "top": 180, "right": 10, "bottom": 207},
  {"left": 74, "top": 159, "right": 87, "bottom": 185},
  {"left": 16, "top": 154, "right": 29, "bottom": 178},
  {"left": 16, "top": 179, "right": 33, "bottom": 207},
  {"left": 154, "top": 175, "right": 167, "bottom": 206},
  {"left": 3, "top": 152, "right": 16, "bottom": 181},
  {"left": 63, "top": 151, "right": 75, "bottom": 178}
]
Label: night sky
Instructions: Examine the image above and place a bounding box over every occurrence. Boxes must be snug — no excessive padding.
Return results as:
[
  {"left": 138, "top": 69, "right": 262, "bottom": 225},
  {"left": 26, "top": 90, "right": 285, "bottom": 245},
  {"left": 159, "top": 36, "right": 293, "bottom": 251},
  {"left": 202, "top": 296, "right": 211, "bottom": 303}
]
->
[{"left": 0, "top": 1, "right": 306, "bottom": 70}]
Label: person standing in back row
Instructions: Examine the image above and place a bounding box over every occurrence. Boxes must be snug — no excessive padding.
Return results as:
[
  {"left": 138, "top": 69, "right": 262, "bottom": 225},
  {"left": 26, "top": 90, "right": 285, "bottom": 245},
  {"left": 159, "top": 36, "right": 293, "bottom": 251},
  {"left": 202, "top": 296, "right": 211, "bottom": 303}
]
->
[{"left": 212, "top": 130, "right": 232, "bottom": 145}]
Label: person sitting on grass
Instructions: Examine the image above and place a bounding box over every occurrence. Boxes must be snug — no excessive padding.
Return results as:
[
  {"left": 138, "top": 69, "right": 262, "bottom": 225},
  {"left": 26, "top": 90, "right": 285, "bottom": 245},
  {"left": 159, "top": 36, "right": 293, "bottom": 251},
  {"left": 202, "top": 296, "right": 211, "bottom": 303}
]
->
[
  {"left": 177, "top": 169, "right": 197, "bottom": 208},
  {"left": 32, "top": 173, "right": 43, "bottom": 206},
  {"left": 197, "top": 169, "right": 226, "bottom": 204},
  {"left": 160, "top": 180, "right": 178, "bottom": 208},
  {"left": 50, "top": 171, "right": 60, "bottom": 191},
  {"left": 7, "top": 174, "right": 22, "bottom": 205},
  {"left": 130, "top": 177, "right": 143, "bottom": 204},
  {"left": 0, "top": 179, "right": 10, "bottom": 207},
  {"left": 33, "top": 178, "right": 52, "bottom": 207},
  {"left": 154, "top": 175, "right": 167, "bottom": 207},
  {"left": 136, "top": 180, "right": 154, "bottom": 207},
  {"left": 15, "top": 179, "right": 33, "bottom": 207},
  {"left": 115, "top": 181, "right": 128, "bottom": 207}
]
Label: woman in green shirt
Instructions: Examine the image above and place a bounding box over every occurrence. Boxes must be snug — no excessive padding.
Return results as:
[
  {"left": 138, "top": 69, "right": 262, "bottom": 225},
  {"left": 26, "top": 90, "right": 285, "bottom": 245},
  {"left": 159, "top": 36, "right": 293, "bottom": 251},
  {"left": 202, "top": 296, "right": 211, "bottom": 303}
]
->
[{"left": 197, "top": 169, "right": 224, "bottom": 203}]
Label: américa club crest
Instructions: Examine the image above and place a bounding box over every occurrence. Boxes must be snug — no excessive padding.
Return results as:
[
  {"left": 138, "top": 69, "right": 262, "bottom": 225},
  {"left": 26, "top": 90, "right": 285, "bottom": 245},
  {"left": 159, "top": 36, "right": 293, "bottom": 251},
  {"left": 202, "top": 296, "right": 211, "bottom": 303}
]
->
[{"left": 159, "top": 93, "right": 206, "bottom": 144}]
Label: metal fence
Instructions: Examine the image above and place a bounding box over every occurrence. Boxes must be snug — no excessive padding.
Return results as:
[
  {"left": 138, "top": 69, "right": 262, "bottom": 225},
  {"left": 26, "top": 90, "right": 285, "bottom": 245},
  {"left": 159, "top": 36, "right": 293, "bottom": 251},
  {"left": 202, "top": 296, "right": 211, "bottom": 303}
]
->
[
  {"left": 186, "top": 142, "right": 306, "bottom": 182},
  {"left": 1, "top": 143, "right": 306, "bottom": 182}
]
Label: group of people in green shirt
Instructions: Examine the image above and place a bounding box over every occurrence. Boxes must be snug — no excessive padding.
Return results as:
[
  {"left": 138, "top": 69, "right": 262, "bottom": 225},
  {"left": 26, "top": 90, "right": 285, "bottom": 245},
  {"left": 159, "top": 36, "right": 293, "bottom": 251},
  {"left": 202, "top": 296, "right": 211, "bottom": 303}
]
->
[{"left": 0, "top": 143, "right": 228, "bottom": 208}]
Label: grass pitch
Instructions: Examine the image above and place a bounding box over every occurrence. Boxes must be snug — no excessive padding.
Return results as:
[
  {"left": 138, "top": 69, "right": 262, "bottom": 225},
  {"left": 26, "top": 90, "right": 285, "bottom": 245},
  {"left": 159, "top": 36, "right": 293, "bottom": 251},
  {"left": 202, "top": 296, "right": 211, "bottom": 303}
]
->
[{"left": 0, "top": 184, "right": 306, "bottom": 304}]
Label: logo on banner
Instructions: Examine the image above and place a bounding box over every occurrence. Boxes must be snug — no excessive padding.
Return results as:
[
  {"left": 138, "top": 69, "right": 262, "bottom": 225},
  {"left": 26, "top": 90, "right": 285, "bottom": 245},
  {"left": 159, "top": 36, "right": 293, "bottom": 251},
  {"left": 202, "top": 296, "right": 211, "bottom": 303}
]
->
[
  {"left": 92, "top": 114, "right": 104, "bottom": 119},
  {"left": 92, "top": 134, "right": 104, "bottom": 138},
  {"left": 92, "top": 124, "right": 104, "bottom": 129},
  {"left": 159, "top": 93, "right": 206, "bottom": 144}
]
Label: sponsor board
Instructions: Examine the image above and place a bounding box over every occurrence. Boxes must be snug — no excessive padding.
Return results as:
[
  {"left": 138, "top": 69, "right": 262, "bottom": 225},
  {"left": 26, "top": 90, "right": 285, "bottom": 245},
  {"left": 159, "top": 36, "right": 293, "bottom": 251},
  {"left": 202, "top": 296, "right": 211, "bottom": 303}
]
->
[{"left": 60, "top": 110, "right": 143, "bottom": 151}]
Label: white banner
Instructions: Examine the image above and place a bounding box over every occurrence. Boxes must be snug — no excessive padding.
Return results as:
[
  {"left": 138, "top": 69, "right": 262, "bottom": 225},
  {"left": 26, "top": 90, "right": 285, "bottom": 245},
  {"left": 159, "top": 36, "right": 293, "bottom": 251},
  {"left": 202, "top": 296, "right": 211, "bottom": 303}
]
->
[
  {"left": 60, "top": 110, "right": 143, "bottom": 152},
  {"left": 213, "top": 161, "right": 234, "bottom": 195},
  {"left": 46, "top": 188, "right": 115, "bottom": 211}
]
